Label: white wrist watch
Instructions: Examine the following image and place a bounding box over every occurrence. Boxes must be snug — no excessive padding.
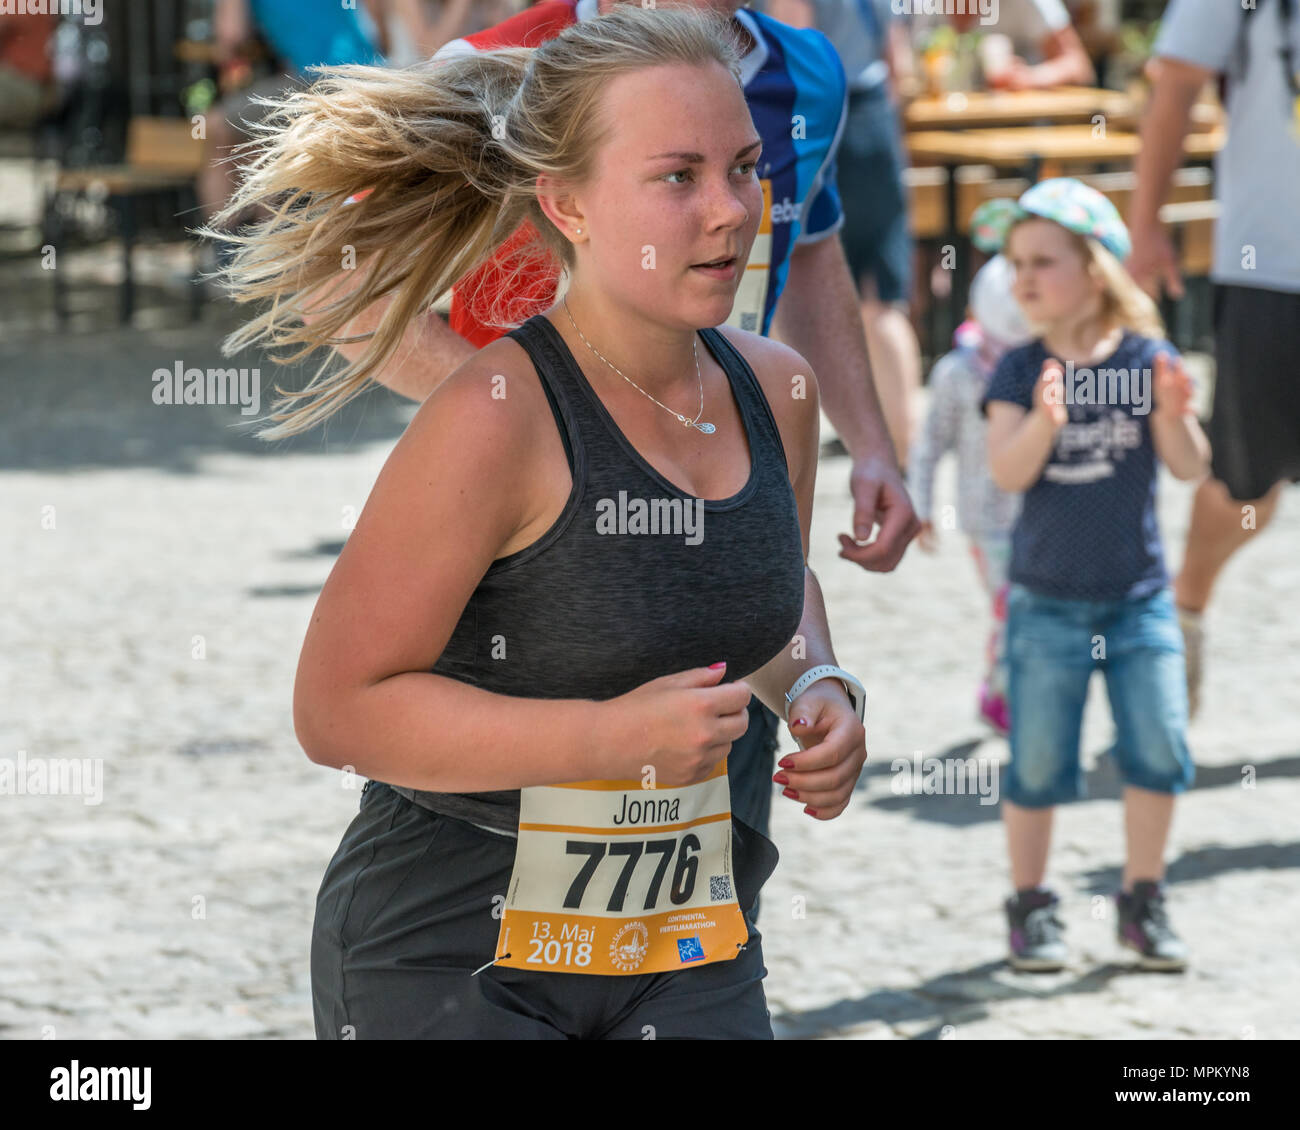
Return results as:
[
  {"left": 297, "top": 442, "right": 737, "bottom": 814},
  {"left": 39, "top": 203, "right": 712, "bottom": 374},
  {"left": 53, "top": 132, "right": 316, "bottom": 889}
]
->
[{"left": 784, "top": 665, "right": 866, "bottom": 723}]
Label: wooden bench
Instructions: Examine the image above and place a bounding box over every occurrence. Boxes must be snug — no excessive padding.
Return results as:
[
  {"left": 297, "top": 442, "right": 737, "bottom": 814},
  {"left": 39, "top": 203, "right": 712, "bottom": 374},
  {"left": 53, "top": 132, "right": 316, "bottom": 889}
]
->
[
  {"left": 46, "top": 116, "right": 206, "bottom": 323},
  {"left": 903, "top": 165, "right": 949, "bottom": 240},
  {"left": 1159, "top": 198, "right": 1219, "bottom": 277},
  {"left": 1074, "top": 167, "right": 1213, "bottom": 224},
  {"left": 956, "top": 167, "right": 1031, "bottom": 232},
  {"left": 55, "top": 116, "right": 204, "bottom": 194},
  {"left": 907, "top": 163, "right": 1216, "bottom": 248}
]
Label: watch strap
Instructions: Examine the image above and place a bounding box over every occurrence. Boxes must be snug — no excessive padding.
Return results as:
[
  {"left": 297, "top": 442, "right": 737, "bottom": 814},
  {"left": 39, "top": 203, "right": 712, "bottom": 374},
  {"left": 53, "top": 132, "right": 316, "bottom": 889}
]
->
[{"left": 784, "top": 665, "right": 866, "bottom": 723}]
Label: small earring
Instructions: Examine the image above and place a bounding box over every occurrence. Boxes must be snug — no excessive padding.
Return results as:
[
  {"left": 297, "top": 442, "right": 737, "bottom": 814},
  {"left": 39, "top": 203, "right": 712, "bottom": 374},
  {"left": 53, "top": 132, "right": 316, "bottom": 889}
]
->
[{"left": 575, "top": 228, "right": 583, "bottom": 236}]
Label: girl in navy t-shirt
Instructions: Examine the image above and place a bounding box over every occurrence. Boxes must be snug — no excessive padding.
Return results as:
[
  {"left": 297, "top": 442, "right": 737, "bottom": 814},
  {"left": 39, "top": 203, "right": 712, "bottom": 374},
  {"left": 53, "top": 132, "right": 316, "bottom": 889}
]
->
[{"left": 979, "top": 179, "right": 1210, "bottom": 973}]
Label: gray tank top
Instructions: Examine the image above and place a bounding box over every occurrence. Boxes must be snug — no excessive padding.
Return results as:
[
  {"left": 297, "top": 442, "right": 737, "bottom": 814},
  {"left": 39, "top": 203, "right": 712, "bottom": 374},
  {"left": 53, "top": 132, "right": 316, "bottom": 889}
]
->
[{"left": 387, "top": 313, "right": 806, "bottom": 834}]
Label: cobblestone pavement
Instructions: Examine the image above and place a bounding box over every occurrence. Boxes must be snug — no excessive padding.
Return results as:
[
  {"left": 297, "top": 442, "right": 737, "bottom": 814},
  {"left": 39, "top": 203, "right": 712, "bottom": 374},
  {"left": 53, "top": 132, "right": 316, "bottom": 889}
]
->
[{"left": 2, "top": 310, "right": 1298, "bottom": 1040}]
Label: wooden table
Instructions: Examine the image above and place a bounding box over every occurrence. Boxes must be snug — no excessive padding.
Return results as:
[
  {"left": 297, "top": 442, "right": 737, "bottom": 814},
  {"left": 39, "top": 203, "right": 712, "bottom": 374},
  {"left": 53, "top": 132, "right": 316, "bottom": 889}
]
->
[
  {"left": 174, "top": 39, "right": 271, "bottom": 65},
  {"left": 175, "top": 40, "right": 217, "bottom": 64},
  {"left": 907, "top": 124, "right": 1224, "bottom": 171},
  {"left": 904, "top": 86, "right": 1136, "bottom": 130}
]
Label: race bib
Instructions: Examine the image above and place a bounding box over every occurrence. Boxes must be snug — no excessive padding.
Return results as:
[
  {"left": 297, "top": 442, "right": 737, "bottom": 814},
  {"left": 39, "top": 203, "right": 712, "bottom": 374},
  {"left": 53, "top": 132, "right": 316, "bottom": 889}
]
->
[
  {"left": 724, "top": 178, "right": 773, "bottom": 335},
  {"left": 493, "top": 761, "right": 748, "bottom": 975}
]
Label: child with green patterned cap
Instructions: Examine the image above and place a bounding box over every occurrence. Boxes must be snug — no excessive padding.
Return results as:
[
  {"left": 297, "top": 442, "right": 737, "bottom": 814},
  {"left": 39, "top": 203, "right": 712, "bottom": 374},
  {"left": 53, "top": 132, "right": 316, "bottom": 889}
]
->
[{"left": 980, "top": 178, "right": 1210, "bottom": 972}]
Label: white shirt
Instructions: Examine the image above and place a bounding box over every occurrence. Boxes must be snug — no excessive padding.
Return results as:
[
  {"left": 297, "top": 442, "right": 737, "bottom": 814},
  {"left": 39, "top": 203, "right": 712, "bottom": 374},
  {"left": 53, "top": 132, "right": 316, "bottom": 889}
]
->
[{"left": 1155, "top": 0, "right": 1300, "bottom": 293}]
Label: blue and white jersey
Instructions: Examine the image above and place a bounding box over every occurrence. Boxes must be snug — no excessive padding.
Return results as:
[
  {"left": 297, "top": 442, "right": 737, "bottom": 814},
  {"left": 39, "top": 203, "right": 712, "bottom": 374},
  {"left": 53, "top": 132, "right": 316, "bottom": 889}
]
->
[{"left": 730, "top": 4, "right": 849, "bottom": 334}]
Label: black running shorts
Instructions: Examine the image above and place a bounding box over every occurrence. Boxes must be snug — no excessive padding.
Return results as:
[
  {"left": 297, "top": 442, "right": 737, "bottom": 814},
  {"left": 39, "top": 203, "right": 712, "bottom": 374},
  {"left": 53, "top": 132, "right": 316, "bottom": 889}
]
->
[
  {"left": 1206, "top": 283, "right": 1300, "bottom": 501},
  {"left": 311, "top": 781, "right": 781, "bottom": 1039}
]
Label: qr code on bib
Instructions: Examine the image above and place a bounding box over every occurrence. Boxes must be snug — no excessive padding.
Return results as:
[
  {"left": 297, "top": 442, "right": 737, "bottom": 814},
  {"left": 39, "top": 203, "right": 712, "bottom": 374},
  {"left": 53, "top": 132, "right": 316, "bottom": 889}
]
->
[{"left": 709, "top": 875, "right": 732, "bottom": 902}]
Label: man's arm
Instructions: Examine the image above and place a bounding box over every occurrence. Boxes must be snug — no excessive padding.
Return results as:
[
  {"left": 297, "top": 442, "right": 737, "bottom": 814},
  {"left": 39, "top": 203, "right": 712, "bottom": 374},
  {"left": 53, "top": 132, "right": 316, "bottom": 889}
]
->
[
  {"left": 212, "top": 0, "right": 250, "bottom": 64},
  {"left": 1008, "top": 26, "right": 1095, "bottom": 89},
  {"left": 770, "top": 233, "right": 919, "bottom": 571},
  {"left": 301, "top": 256, "right": 476, "bottom": 402},
  {"left": 362, "top": 0, "right": 392, "bottom": 57},
  {"left": 393, "top": 0, "right": 476, "bottom": 57},
  {"left": 886, "top": 15, "right": 916, "bottom": 102},
  {"left": 763, "top": 0, "right": 815, "bottom": 29},
  {"left": 1128, "top": 56, "right": 1213, "bottom": 300}
]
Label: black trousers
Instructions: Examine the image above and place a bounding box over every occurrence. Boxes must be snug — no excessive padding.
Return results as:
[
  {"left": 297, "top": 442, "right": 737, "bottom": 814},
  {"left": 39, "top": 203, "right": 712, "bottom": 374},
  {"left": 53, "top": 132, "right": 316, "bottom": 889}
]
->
[
  {"left": 728, "top": 696, "right": 780, "bottom": 840},
  {"left": 1207, "top": 283, "right": 1300, "bottom": 501},
  {"left": 311, "top": 781, "right": 780, "bottom": 1040}
]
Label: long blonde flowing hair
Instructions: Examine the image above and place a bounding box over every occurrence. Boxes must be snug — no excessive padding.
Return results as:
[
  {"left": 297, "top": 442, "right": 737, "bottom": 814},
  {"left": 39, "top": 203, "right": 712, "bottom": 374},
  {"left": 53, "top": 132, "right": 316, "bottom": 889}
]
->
[{"left": 206, "top": 5, "right": 746, "bottom": 439}]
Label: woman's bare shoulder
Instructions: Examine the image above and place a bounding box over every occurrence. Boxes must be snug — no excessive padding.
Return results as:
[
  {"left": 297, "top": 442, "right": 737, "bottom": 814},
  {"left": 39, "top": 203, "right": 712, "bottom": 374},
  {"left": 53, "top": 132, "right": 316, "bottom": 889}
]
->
[
  {"left": 712, "top": 324, "right": 820, "bottom": 470},
  {"left": 409, "top": 333, "right": 554, "bottom": 454}
]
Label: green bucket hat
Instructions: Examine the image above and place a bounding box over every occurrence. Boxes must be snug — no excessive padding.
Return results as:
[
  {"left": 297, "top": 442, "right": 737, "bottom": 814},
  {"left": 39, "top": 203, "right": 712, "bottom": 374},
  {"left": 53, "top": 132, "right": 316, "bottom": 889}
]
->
[{"left": 970, "top": 177, "right": 1133, "bottom": 262}]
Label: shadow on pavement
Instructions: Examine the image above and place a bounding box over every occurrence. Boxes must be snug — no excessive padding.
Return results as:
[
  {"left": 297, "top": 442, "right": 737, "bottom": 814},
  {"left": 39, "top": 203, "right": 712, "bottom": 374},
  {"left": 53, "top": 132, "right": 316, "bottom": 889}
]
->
[
  {"left": 772, "top": 833, "right": 1299, "bottom": 1040},
  {"left": 858, "top": 740, "right": 1300, "bottom": 827},
  {"left": 770, "top": 835, "right": 1300, "bottom": 1038},
  {"left": 771, "top": 958, "right": 1144, "bottom": 1040},
  {"left": 0, "top": 314, "right": 415, "bottom": 473},
  {"left": 1081, "top": 839, "right": 1300, "bottom": 894}
]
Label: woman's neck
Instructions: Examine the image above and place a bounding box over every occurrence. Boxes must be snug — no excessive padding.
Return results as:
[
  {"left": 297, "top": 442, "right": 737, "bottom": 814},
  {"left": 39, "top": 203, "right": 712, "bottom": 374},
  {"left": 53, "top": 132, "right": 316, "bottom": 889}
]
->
[{"left": 549, "top": 290, "right": 703, "bottom": 401}]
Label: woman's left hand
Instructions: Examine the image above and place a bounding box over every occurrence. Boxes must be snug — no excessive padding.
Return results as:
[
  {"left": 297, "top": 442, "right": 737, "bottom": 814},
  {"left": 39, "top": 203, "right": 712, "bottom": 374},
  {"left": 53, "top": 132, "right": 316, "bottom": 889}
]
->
[{"left": 772, "top": 681, "right": 868, "bottom": 820}]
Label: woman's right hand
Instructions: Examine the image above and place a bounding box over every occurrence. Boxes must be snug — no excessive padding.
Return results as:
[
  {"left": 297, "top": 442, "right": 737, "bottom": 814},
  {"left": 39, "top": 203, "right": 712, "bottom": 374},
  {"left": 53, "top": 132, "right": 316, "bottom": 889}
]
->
[{"left": 599, "top": 663, "right": 753, "bottom": 788}]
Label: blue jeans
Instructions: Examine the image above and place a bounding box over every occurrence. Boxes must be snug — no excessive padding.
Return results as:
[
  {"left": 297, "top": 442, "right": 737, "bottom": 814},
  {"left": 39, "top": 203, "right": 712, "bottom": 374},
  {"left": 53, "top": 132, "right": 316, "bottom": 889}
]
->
[{"left": 1005, "top": 584, "right": 1195, "bottom": 808}]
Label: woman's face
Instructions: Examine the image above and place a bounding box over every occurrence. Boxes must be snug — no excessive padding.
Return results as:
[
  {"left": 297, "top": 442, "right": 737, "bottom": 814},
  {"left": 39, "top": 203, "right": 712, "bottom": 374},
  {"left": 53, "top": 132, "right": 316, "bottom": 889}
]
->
[
  {"left": 559, "top": 60, "right": 764, "bottom": 329},
  {"left": 1005, "top": 218, "right": 1101, "bottom": 328}
]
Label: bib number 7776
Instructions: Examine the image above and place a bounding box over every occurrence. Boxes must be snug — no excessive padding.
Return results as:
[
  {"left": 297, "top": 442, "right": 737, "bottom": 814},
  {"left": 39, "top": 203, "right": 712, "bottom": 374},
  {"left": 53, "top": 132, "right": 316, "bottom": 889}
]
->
[
  {"left": 564, "top": 834, "right": 701, "bottom": 912},
  {"left": 494, "top": 764, "right": 748, "bottom": 976}
]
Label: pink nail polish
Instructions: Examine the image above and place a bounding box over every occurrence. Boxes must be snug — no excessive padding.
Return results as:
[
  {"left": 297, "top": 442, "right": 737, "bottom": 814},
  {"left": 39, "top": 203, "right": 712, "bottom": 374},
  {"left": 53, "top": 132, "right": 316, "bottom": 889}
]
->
[
  {"left": 773, "top": 772, "right": 789, "bottom": 786},
  {"left": 782, "top": 787, "right": 799, "bottom": 800}
]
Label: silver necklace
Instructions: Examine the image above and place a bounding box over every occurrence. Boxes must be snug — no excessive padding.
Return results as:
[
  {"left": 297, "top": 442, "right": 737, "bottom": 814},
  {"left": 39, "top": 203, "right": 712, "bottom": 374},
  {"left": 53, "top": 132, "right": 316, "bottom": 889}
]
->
[{"left": 562, "top": 298, "right": 716, "bottom": 434}]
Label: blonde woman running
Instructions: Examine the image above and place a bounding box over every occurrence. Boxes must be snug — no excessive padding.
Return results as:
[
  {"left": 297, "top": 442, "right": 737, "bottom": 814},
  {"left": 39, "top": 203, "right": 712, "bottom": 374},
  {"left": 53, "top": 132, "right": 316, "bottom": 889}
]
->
[{"left": 215, "top": 5, "right": 867, "bottom": 1039}]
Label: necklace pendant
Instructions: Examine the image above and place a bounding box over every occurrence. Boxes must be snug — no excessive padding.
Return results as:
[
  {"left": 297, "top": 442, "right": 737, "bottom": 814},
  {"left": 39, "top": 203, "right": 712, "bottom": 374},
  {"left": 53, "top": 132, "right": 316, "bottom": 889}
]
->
[{"left": 693, "top": 421, "right": 716, "bottom": 434}]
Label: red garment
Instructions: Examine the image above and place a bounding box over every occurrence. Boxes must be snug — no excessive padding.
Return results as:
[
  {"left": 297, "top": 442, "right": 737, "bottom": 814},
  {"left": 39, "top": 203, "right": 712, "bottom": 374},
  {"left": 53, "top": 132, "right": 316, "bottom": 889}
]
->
[
  {"left": 0, "top": 11, "right": 54, "bottom": 84},
  {"left": 347, "top": 2, "right": 577, "bottom": 347},
  {"left": 446, "top": 0, "right": 580, "bottom": 347}
]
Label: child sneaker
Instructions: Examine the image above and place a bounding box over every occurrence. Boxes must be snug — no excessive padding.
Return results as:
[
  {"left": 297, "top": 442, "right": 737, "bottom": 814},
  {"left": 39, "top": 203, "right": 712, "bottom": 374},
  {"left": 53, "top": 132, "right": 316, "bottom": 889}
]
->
[
  {"left": 1005, "top": 887, "right": 1068, "bottom": 971},
  {"left": 1116, "top": 880, "right": 1188, "bottom": 971}
]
